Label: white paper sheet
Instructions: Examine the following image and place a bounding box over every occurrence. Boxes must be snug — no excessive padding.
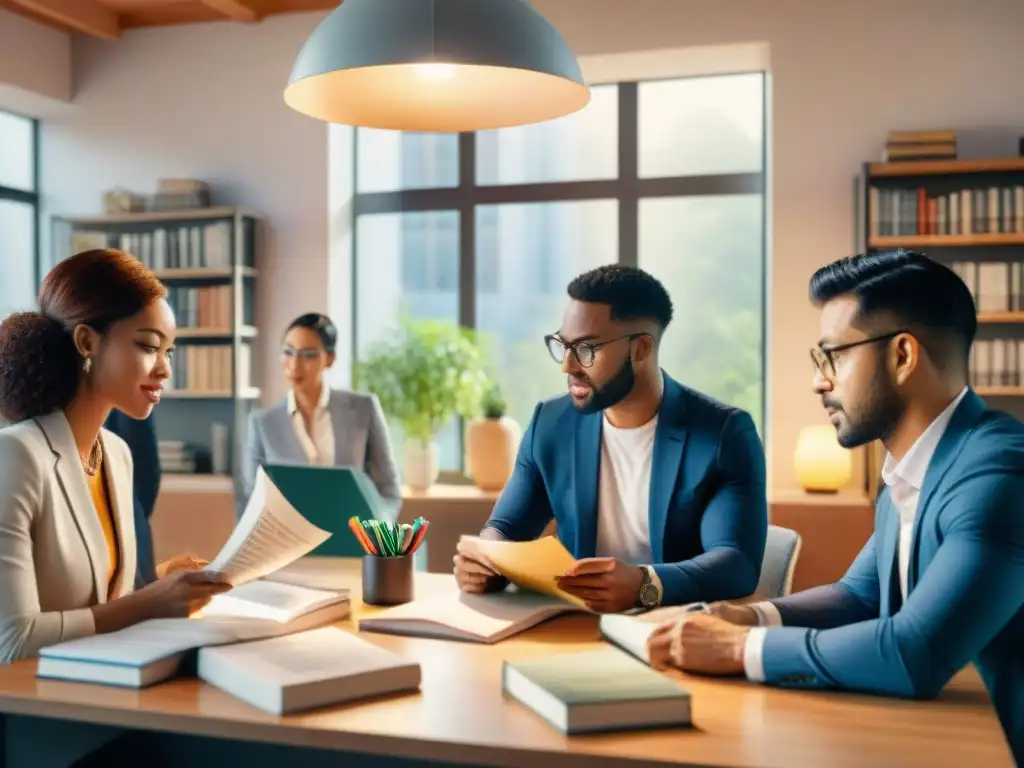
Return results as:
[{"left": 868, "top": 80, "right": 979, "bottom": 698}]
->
[
  {"left": 199, "top": 580, "right": 350, "bottom": 623},
  {"left": 205, "top": 466, "right": 331, "bottom": 586}
]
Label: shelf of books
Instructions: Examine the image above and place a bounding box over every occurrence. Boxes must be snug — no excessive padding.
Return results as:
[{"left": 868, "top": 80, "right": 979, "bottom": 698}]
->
[
  {"left": 51, "top": 206, "right": 263, "bottom": 482},
  {"left": 857, "top": 155, "right": 1024, "bottom": 494},
  {"left": 859, "top": 157, "right": 1024, "bottom": 398}
]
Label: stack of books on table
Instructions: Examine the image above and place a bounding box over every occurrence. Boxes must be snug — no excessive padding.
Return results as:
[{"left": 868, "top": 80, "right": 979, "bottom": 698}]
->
[{"left": 35, "top": 465, "right": 422, "bottom": 714}]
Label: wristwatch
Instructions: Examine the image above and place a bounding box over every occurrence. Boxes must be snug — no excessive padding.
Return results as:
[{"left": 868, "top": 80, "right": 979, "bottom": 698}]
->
[{"left": 637, "top": 566, "right": 660, "bottom": 609}]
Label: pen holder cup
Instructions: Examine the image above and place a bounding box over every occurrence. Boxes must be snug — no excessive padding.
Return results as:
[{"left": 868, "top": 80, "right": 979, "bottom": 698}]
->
[{"left": 362, "top": 555, "right": 414, "bottom": 606}]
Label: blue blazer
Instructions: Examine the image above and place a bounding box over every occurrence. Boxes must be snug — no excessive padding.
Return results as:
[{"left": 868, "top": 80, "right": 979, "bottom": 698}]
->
[
  {"left": 485, "top": 372, "right": 768, "bottom": 606},
  {"left": 760, "top": 389, "right": 1024, "bottom": 763}
]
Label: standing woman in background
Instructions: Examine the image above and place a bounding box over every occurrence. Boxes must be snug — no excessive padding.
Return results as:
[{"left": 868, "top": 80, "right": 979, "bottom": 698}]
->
[
  {"left": 0, "top": 249, "right": 230, "bottom": 664},
  {"left": 241, "top": 312, "right": 401, "bottom": 515}
]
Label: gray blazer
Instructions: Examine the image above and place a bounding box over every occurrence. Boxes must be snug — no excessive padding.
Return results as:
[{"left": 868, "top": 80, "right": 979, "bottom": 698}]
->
[{"left": 240, "top": 389, "right": 402, "bottom": 517}]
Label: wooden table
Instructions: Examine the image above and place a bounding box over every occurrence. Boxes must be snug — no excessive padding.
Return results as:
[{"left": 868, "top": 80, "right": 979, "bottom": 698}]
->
[{"left": 0, "top": 562, "right": 1012, "bottom": 768}]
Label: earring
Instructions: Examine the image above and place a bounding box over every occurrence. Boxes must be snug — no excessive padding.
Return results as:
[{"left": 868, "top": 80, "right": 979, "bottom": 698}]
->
[{"left": 83, "top": 357, "right": 92, "bottom": 374}]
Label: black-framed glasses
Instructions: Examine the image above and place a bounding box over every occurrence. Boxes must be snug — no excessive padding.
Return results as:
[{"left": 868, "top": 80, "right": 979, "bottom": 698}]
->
[
  {"left": 544, "top": 333, "right": 651, "bottom": 368},
  {"left": 810, "top": 330, "right": 909, "bottom": 375}
]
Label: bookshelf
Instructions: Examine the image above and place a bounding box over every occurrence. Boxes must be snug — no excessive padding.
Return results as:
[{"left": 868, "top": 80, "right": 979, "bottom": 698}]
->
[
  {"left": 51, "top": 206, "right": 263, "bottom": 482},
  {"left": 857, "top": 156, "right": 1024, "bottom": 493}
]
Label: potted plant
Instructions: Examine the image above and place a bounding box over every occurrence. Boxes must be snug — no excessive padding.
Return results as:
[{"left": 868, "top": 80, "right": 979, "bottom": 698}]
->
[
  {"left": 465, "top": 383, "right": 522, "bottom": 491},
  {"left": 356, "top": 316, "right": 488, "bottom": 490}
]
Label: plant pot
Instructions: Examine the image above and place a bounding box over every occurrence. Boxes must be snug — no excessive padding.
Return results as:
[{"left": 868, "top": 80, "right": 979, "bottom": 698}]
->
[
  {"left": 465, "top": 417, "right": 521, "bottom": 491},
  {"left": 403, "top": 438, "right": 439, "bottom": 491}
]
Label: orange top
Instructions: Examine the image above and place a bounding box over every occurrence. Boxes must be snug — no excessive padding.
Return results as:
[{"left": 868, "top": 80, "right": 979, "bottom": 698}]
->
[{"left": 86, "top": 468, "right": 119, "bottom": 596}]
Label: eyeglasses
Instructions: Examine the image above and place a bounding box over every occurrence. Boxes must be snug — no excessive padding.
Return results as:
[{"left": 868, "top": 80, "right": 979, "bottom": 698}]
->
[
  {"left": 810, "top": 330, "right": 909, "bottom": 376},
  {"left": 282, "top": 347, "right": 323, "bottom": 362},
  {"left": 544, "top": 333, "right": 650, "bottom": 368}
]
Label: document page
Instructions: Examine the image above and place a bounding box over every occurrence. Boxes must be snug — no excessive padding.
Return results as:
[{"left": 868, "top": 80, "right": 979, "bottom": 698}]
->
[
  {"left": 200, "top": 579, "right": 350, "bottom": 623},
  {"left": 462, "top": 535, "right": 584, "bottom": 607},
  {"left": 361, "top": 589, "right": 583, "bottom": 642},
  {"left": 206, "top": 466, "right": 331, "bottom": 586}
]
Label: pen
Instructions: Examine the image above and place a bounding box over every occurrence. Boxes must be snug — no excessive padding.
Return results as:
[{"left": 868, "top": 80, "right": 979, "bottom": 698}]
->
[{"left": 349, "top": 517, "right": 430, "bottom": 557}]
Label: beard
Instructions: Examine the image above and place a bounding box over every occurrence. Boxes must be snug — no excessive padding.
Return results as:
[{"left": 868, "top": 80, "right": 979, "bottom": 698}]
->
[
  {"left": 571, "top": 356, "right": 636, "bottom": 414},
  {"left": 832, "top": 372, "right": 905, "bottom": 448}
]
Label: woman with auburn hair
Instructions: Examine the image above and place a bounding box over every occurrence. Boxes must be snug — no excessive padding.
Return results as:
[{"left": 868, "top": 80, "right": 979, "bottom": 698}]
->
[{"left": 0, "top": 248, "right": 231, "bottom": 664}]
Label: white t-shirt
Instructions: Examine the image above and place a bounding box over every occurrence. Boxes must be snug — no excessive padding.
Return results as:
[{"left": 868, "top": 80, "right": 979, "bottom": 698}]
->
[{"left": 594, "top": 414, "right": 658, "bottom": 565}]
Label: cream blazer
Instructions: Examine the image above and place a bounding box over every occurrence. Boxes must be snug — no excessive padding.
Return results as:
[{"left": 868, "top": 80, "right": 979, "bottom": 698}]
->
[{"left": 0, "top": 410, "right": 136, "bottom": 664}]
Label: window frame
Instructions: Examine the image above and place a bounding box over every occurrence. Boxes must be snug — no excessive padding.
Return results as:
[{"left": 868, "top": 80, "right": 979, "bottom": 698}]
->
[
  {"left": 0, "top": 109, "right": 41, "bottom": 295},
  {"left": 350, "top": 74, "right": 768, "bottom": 478}
]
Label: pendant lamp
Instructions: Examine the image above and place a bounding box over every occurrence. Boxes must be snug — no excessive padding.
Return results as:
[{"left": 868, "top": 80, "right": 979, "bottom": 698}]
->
[{"left": 284, "top": 0, "right": 591, "bottom": 132}]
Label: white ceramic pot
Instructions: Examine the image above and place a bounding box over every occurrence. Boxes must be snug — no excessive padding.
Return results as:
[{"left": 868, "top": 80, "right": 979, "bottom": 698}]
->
[
  {"left": 465, "top": 417, "right": 521, "bottom": 491},
  {"left": 403, "top": 438, "right": 440, "bottom": 491}
]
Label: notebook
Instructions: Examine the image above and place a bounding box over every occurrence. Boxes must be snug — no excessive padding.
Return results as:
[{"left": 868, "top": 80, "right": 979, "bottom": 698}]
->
[
  {"left": 502, "top": 648, "right": 692, "bottom": 734},
  {"left": 36, "top": 581, "right": 351, "bottom": 688},
  {"left": 262, "top": 464, "right": 395, "bottom": 557},
  {"left": 359, "top": 588, "right": 587, "bottom": 644},
  {"left": 198, "top": 626, "right": 422, "bottom": 714},
  {"left": 598, "top": 604, "right": 706, "bottom": 664}
]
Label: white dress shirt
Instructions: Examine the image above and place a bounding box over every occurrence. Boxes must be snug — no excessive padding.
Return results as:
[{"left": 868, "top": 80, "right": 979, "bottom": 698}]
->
[
  {"left": 743, "top": 387, "right": 969, "bottom": 682},
  {"left": 287, "top": 381, "right": 335, "bottom": 466}
]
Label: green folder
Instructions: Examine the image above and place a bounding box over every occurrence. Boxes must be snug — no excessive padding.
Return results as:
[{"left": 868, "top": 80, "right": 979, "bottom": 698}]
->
[{"left": 262, "top": 463, "right": 392, "bottom": 557}]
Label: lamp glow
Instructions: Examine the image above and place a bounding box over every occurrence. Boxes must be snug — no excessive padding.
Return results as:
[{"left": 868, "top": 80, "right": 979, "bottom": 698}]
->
[
  {"left": 284, "top": 0, "right": 591, "bottom": 132},
  {"left": 414, "top": 63, "right": 457, "bottom": 81},
  {"left": 794, "top": 425, "right": 853, "bottom": 493}
]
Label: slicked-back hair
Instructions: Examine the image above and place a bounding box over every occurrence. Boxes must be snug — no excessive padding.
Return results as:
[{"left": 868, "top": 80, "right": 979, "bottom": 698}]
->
[
  {"left": 567, "top": 264, "right": 674, "bottom": 334},
  {"left": 809, "top": 249, "right": 976, "bottom": 374}
]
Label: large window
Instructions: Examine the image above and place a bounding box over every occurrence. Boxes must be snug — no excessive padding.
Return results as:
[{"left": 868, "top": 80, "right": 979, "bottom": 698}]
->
[
  {"left": 0, "top": 109, "right": 39, "bottom": 320},
  {"left": 352, "top": 72, "right": 766, "bottom": 472}
]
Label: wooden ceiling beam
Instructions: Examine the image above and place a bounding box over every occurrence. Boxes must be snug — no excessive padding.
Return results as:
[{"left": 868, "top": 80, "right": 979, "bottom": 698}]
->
[
  {"left": 196, "top": 0, "right": 261, "bottom": 22},
  {"left": 4, "top": 0, "right": 119, "bottom": 39}
]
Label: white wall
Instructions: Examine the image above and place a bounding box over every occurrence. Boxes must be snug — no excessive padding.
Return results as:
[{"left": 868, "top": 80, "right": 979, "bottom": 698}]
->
[
  {"left": 42, "top": 13, "right": 330, "bottom": 406},
  {"left": 39, "top": 0, "right": 1024, "bottom": 491}
]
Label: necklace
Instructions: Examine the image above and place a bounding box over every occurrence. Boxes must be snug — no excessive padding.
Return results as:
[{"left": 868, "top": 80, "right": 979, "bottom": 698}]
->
[{"left": 81, "top": 439, "right": 103, "bottom": 477}]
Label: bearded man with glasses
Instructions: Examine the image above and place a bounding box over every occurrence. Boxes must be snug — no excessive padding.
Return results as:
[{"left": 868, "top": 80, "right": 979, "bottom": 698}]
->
[
  {"left": 453, "top": 264, "right": 768, "bottom": 613},
  {"left": 647, "top": 250, "right": 1023, "bottom": 765}
]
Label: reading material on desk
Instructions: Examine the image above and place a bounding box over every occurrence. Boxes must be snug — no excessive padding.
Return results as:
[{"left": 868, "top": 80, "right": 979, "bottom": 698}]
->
[
  {"left": 459, "top": 535, "right": 584, "bottom": 607},
  {"left": 205, "top": 466, "right": 332, "bottom": 586},
  {"left": 599, "top": 604, "right": 706, "bottom": 664},
  {"left": 36, "top": 580, "right": 351, "bottom": 688},
  {"left": 502, "top": 648, "right": 692, "bottom": 735},
  {"left": 198, "top": 626, "right": 422, "bottom": 714},
  {"left": 359, "top": 588, "right": 586, "bottom": 643}
]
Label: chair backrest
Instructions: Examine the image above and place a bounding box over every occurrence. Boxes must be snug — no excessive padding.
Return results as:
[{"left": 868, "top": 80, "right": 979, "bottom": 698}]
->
[{"left": 755, "top": 525, "right": 802, "bottom": 599}]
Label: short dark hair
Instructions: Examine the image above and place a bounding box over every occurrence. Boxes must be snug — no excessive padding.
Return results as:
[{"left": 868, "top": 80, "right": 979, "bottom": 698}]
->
[
  {"left": 809, "top": 249, "right": 976, "bottom": 373},
  {"left": 0, "top": 249, "right": 167, "bottom": 423},
  {"left": 567, "top": 264, "right": 674, "bottom": 332},
  {"left": 285, "top": 312, "right": 337, "bottom": 355}
]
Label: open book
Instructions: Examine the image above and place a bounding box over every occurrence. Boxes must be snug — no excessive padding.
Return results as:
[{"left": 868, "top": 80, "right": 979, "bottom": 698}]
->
[
  {"left": 359, "top": 588, "right": 586, "bottom": 644},
  {"left": 37, "top": 580, "right": 351, "bottom": 688},
  {"left": 204, "top": 465, "right": 332, "bottom": 587},
  {"left": 459, "top": 535, "right": 585, "bottom": 607},
  {"left": 198, "top": 627, "right": 421, "bottom": 715},
  {"left": 598, "top": 604, "right": 707, "bottom": 664}
]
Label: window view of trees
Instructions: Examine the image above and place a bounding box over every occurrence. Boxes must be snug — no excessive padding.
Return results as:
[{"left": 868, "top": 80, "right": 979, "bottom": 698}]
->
[{"left": 352, "top": 73, "right": 766, "bottom": 471}]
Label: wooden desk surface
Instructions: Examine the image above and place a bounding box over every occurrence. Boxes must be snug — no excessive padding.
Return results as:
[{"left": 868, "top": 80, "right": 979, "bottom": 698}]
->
[{"left": 0, "top": 562, "right": 1010, "bottom": 768}]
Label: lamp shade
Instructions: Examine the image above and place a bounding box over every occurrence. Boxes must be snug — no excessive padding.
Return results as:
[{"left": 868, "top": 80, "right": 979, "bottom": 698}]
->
[
  {"left": 284, "top": 0, "right": 591, "bottom": 132},
  {"left": 793, "top": 425, "right": 852, "bottom": 493}
]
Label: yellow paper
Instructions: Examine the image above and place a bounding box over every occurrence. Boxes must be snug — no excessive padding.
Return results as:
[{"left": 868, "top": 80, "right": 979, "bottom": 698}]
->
[{"left": 465, "top": 535, "right": 585, "bottom": 608}]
